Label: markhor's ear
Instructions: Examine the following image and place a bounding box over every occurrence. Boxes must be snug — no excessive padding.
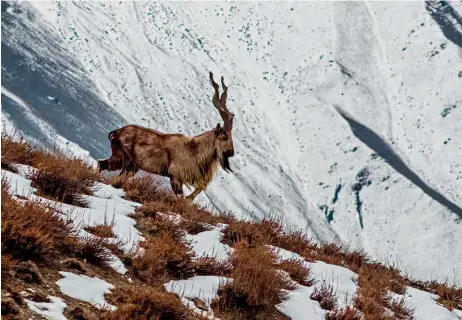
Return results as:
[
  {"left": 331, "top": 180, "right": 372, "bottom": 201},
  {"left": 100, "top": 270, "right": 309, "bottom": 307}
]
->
[{"left": 216, "top": 123, "right": 221, "bottom": 131}]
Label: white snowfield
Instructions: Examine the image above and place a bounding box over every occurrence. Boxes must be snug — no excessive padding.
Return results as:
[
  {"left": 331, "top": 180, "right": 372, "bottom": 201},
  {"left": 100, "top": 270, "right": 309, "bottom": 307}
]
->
[{"left": 2, "top": 1, "right": 462, "bottom": 283}]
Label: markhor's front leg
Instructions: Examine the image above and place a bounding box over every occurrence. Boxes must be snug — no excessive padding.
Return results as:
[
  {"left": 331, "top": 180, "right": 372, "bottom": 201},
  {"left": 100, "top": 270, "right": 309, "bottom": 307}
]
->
[{"left": 186, "top": 188, "right": 203, "bottom": 201}]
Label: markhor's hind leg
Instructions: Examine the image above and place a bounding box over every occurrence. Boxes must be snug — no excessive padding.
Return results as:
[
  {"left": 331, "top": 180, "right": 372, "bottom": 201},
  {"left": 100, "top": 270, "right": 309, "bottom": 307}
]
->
[{"left": 169, "top": 176, "right": 184, "bottom": 197}]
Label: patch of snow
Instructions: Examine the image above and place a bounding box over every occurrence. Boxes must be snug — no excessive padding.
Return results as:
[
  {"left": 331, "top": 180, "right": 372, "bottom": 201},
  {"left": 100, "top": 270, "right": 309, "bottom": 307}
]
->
[
  {"left": 277, "top": 285, "right": 326, "bottom": 320},
  {"left": 56, "top": 271, "right": 116, "bottom": 310},
  {"left": 185, "top": 227, "right": 233, "bottom": 262},
  {"left": 165, "top": 276, "right": 232, "bottom": 318},
  {"left": 26, "top": 295, "right": 67, "bottom": 320},
  {"left": 108, "top": 254, "right": 127, "bottom": 275},
  {"left": 310, "top": 261, "right": 358, "bottom": 307},
  {"left": 393, "top": 287, "right": 461, "bottom": 320},
  {"left": 270, "top": 246, "right": 357, "bottom": 308}
]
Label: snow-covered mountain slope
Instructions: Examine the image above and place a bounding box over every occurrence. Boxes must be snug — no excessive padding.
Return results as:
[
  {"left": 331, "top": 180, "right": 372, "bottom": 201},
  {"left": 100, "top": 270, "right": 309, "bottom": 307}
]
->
[{"left": 2, "top": 1, "right": 462, "bottom": 283}]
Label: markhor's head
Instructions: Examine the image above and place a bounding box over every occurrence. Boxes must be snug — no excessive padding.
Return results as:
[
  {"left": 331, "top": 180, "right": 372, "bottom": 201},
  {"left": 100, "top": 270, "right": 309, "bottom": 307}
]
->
[{"left": 210, "top": 72, "right": 235, "bottom": 173}]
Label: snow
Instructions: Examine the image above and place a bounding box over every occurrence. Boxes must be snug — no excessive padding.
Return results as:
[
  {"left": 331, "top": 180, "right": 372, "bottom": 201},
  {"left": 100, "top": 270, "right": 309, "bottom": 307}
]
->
[
  {"left": 26, "top": 295, "right": 67, "bottom": 320},
  {"left": 277, "top": 285, "right": 326, "bottom": 320},
  {"left": 391, "top": 287, "right": 461, "bottom": 320},
  {"left": 2, "top": 0, "right": 462, "bottom": 283},
  {"left": 56, "top": 271, "right": 116, "bottom": 311},
  {"left": 185, "top": 227, "right": 233, "bottom": 262},
  {"left": 310, "top": 261, "right": 358, "bottom": 307},
  {"left": 270, "top": 246, "right": 358, "bottom": 317},
  {"left": 165, "top": 276, "right": 232, "bottom": 318}
]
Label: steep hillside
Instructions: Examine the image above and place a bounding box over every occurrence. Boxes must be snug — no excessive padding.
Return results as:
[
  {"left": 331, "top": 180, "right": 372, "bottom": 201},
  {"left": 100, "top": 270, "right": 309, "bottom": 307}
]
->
[
  {"left": 1, "top": 1, "right": 462, "bottom": 282},
  {"left": 2, "top": 135, "right": 462, "bottom": 320}
]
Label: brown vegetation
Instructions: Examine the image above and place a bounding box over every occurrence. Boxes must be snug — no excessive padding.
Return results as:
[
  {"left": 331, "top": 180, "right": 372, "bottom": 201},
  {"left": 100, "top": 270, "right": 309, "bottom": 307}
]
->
[
  {"left": 132, "top": 231, "right": 195, "bottom": 285},
  {"left": 325, "top": 306, "right": 361, "bottom": 320},
  {"left": 212, "top": 244, "right": 292, "bottom": 319},
  {"left": 103, "top": 286, "right": 195, "bottom": 320},
  {"left": 310, "top": 280, "right": 337, "bottom": 310},
  {"left": 1, "top": 179, "right": 76, "bottom": 261},
  {"left": 354, "top": 263, "right": 413, "bottom": 320},
  {"left": 410, "top": 279, "right": 462, "bottom": 311},
  {"left": 1, "top": 131, "right": 35, "bottom": 170}
]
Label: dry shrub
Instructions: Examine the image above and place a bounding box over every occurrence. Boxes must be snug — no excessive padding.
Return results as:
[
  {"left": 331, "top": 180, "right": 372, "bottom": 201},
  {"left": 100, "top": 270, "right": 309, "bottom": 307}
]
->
[
  {"left": 75, "top": 235, "right": 114, "bottom": 267},
  {"left": 1, "top": 131, "right": 35, "bottom": 168},
  {"left": 132, "top": 232, "right": 194, "bottom": 285},
  {"left": 1, "top": 179, "right": 76, "bottom": 261},
  {"left": 194, "top": 257, "right": 232, "bottom": 277},
  {"left": 221, "top": 220, "right": 281, "bottom": 247},
  {"left": 410, "top": 279, "right": 462, "bottom": 311},
  {"left": 222, "top": 219, "right": 316, "bottom": 257},
  {"left": 277, "top": 259, "right": 313, "bottom": 286},
  {"left": 354, "top": 263, "right": 412, "bottom": 320},
  {"left": 116, "top": 175, "right": 168, "bottom": 203},
  {"left": 325, "top": 306, "right": 361, "bottom": 320},
  {"left": 310, "top": 280, "right": 337, "bottom": 310},
  {"left": 84, "top": 225, "right": 115, "bottom": 238},
  {"left": 103, "top": 286, "right": 193, "bottom": 320},
  {"left": 388, "top": 297, "right": 414, "bottom": 320},
  {"left": 28, "top": 152, "right": 99, "bottom": 207},
  {"left": 84, "top": 215, "right": 117, "bottom": 238},
  {"left": 212, "top": 244, "right": 291, "bottom": 319},
  {"left": 179, "top": 219, "right": 211, "bottom": 235}
]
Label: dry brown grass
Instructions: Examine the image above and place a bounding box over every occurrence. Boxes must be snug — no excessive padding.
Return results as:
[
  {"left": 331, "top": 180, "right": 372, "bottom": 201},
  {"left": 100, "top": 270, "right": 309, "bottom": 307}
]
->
[
  {"left": 113, "top": 175, "right": 168, "bottom": 203},
  {"left": 1, "top": 131, "right": 35, "bottom": 170},
  {"left": 1, "top": 179, "right": 76, "bottom": 261},
  {"left": 194, "top": 257, "right": 232, "bottom": 277},
  {"left": 2, "top": 178, "right": 120, "bottom": 272},
  {"left": 410, "top": 279, "right": 462, "bottom": 311},
  {"left": 325, "top": 306, "right": 361, "bottom": 320},
  {"left": 2, "top": 132, "right": 100, "bottom": 207},
  {"left": 310, "top": 280, "right": 337, "bottom": 310},
  {"left": 28, "top": 151, "right": 99, "bottom": 207},
  {"left": 212, "top": 244, "right": 291, "bottom": 319},
  {"left": 132, "top": 231, "right": 195, "bottom": 285},
  {"left": 75, "top": 234, "right": 114, "bottom": 267},
  {"left": 277, "top": 258, "right": 313, "bottom": 286},
  {"left": 103, "top": 286, "right": 196, "bottom": 320},
  {"left": 354, "top": 263, "right": 412, "bottom": 320},
  {"left": 84, "top": 225, "right": 116, "bottom": 238}
]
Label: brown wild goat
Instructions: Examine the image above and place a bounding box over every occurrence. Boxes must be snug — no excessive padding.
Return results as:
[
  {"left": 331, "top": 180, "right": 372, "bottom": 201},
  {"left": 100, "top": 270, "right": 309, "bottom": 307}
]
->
[{"left": 98, "top": 72, "right": 235, "bottom": 200}]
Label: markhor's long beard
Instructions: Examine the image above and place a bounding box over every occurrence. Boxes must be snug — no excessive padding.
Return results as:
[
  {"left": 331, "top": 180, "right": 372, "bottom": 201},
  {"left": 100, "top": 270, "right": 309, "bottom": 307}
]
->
[{"left": 219, "top": 153, "right": 233, "bottom": 173}]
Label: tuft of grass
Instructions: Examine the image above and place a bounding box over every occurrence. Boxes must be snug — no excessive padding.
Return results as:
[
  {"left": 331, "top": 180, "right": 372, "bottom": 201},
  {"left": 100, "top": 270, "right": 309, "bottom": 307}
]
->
[
  {"left": 132, "top": 231, "right": 195, "bottom": 285},
  {"left": 325, "top": 306, "right": 361, "bottom": 320},
  {"left": 410, "top": 279, "right": 462, "bottom": 311},
  {"left": 115, "top": 175, "right": 168, "bottom": 203},
  {"left": 28, "top": 152, "right": 99, "bottom": 207},
  {"left": 84, "top": 215, "right": 117, "bottom": 238},
  {"left": 103, "top": 286, "right": 194, "bottom": 320},
  {"left": 75, "top": 235, "right": 114, "bottom": 267},
  {"left": 277, "top": 258, "right": 313, "bottom": 286},
  {"left": 84, "top": 225, "right": 116, "bottom": 238},
  {"left": 354, "top": 263, "right": 412, "bottom": 320},
  {"left": 194, "top": 256, "right": 232, "bottom": 277},
  {"left": 212, "top": 244, "right": 291, "bottom": 319},
  {"left": 310, "top": 280, "right": 337, "bottom": 310},
  {"left": 1, "top": 131, "right": 35, "bottom": 169},
  {"left": 1, "top": 179, "right": 76, "bottom": 261}
]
